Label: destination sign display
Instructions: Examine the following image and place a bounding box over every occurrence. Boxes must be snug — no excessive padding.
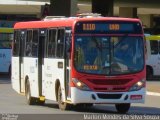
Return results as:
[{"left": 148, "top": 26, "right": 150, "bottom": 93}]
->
[{"left": 75, "top": 21, "right": 142, "bottom": 34}]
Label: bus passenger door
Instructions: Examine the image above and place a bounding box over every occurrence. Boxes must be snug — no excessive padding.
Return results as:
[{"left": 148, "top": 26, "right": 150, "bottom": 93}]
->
[
  {"left": 24, "top": 30, "right": 42, "bottom": 98},
  {"left": 42, "top": 29, "right": 57, "bottom": 100},
  {"left": 65, "top": 29, "right": 72, "bottom": 99},
  {"left": 12, "top": 31, "right": 21, "bottom": 93}
]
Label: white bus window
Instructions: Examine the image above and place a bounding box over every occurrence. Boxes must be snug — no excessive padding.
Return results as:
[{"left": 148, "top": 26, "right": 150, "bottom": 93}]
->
[
  {"left": 32, "top": 30, "right": 38, "bottom": 57},
  {"left": 56, "top": 29, "right": 65, "bottom": 58},
  {"left": 47, "top": 29, "right": 57, "bottom": 58},
  {"left": 25, "top": 30, "right": 33, "bottom": 57},
  {"left": 150, "top": 40, "right": 158, "bottom": 54}
]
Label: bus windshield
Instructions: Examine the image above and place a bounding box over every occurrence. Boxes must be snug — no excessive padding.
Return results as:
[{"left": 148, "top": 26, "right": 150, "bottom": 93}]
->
[{"left": 74, "top": 36, "right": 144, "bottom": 75}]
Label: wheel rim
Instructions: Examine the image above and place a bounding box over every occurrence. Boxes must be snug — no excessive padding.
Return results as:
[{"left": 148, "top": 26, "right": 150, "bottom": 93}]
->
[{"left": 147, "top": 68, "right": 151, "bottom": 77}]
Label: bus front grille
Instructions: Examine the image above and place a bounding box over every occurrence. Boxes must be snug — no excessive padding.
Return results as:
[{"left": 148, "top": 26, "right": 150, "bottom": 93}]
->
[
  {"left": 94, "top": 87, "right": 126, "bottom": 92},
  {"left": 88, "top": 78, "right": 132, "bottom": 86}
]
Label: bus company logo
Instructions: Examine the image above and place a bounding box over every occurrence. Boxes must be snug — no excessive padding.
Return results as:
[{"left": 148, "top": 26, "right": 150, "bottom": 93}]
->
[{"left": 107, "top": 87, "right": 113, "bottom": 91}]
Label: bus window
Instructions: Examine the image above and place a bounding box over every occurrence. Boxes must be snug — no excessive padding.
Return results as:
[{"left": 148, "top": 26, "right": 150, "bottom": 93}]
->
[
  {"left": 0, "top": 33, "right": 13, "bottom": 41},
  {"left": 25, "top": 30, "right": 33, "bottom": 57},
  {"left": 47, "top": 29, "right": 57, "bottom": 58},
  {"left": 0, "top": 41, "right": 11, "bottom": 49},
  {"left": 13, "top": 31, "right": 20, "bottom": 56},
  {"left": 150, "top": 40, "right": 158, "bottom": 54},
  {"left": 32, "top": 30, "right": 38, "bottom": 57},
  {"left": 56, "top": 29, "right": 65, "bottom": 58}
]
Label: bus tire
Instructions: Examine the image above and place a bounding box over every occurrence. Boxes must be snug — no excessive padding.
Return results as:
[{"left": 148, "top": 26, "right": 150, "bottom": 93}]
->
[
  {"left": 75, "top": 103, "right": 93, "bottom": 110},
  {"left": 25, "top": 81, "right": 36, "bottom": 105},
  {"left": 115, "top": 103, "right": 130, "bottom": 114},
  {"left": 146, "top": 66, "right": 153, "bottom": 79},
  {"left": 8, "top": 65, "right": 11, "bottom": 78},
  {"left": 57, "top": 86, "right": 70, "bottom": 110},
  {"left": 84, "top": 103, "right": 93, "bottom": 108},
  {"left": 36, "top": 98, "right": 45, "bottom": 105}
]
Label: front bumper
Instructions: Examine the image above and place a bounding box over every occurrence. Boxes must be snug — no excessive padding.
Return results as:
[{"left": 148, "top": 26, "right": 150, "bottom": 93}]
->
[{"left": 70, "top": 87, "right": 146, "bottom": 104}]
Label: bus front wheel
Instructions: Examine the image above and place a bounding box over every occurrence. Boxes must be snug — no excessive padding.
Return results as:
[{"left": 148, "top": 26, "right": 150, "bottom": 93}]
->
[
  {"left": 57, "top": 86, "right": 70, "bottom": 110},
  {"left": 25, "top": 81, "right": 36, "bottom": 105},
  {"left": 115, "top": 103, "right": 130, "bottom": 114}
]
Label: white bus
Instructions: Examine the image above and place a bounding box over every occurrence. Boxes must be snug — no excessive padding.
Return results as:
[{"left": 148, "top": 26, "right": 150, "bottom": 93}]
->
[
  {"left": 0, "top": 28, "right": 13, "bottom": 74},
  {"left": 146, "top": 35, "right": 160, "bottom": 78},
  {"left": 12, "top": 16, "right": 146, "bottom": 113}
]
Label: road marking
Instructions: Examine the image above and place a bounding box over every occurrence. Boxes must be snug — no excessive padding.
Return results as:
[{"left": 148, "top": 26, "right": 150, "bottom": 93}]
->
[{"left": 147, "top": 91, "right": 160, "bottom": 96}]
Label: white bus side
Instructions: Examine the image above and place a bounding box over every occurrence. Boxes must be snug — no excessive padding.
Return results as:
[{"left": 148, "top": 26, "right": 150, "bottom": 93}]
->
[
  {"left": 12, "top": 28, "right": 70, "bottom": 105},
  {"left": 146, "top": 35, "right": 160, "bottom": 77}
]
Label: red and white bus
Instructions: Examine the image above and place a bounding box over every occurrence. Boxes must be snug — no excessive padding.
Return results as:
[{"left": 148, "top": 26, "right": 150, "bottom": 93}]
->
[{"left": 12, "top": 15, "right": 146, "bottom": 113}]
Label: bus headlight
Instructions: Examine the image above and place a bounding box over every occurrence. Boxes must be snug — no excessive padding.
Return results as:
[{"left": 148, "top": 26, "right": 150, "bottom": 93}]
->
[
  {"left": 129, "top": 79, "right": 145, "bottom": 91},
  {"left": 72, "top": 78, "right": 91, "bottom": 91}
]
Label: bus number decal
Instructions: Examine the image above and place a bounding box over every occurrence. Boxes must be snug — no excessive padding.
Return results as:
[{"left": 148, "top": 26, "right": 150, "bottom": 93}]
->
[
  {"left": 83, "top": 65, "right": 98, "bottom": 70},
  {"left": 109, "top": 24, "right": 120, "bottom": 30},
  {"left": 83, "top": 24, "right": 96, "bottom": 31}
]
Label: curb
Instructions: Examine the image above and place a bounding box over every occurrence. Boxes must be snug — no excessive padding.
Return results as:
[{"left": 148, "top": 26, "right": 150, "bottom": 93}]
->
[{"left": 147, "top": 91, "right": 160, "bottom": 96}]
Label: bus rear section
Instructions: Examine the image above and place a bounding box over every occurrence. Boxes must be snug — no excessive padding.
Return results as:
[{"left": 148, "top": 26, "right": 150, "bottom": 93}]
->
[
  {"left": 12, "top": 16, "right": 146, "bottom": 114},
  {"left": 0, "top": 28, "right": 13, "bottom": 74},
  {"left": 146, "top": 35, "right": 160, "bottom": 78}
]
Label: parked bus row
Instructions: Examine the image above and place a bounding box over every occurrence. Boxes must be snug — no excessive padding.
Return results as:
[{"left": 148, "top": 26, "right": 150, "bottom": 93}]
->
[{"left": 11, "top": 15, "right": 146, "bottom": 113}]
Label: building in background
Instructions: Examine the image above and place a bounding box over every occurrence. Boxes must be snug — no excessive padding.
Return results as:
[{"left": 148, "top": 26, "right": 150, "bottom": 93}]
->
[{"left": 0, "top": 0, "right": 160, "bottom": 34}]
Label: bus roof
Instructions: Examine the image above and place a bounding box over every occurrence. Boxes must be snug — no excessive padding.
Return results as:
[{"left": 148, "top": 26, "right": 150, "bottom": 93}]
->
[
  {"left": 0, "top": 28, "right": 14, "bottom": 33},
  {"left": 14, "top": 17, "right": 141, "bottom": 29},
  {"left": 146, "top": 35, "right": 160, "bottom": 40}
]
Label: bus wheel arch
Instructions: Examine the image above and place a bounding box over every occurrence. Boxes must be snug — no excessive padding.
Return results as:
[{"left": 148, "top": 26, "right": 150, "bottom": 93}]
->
[
  {"left": 146, "top": 65, "right": 153, "bottom": 78},
  {"left": 55, "top": 79, "right": 70, "bottom": 110}
]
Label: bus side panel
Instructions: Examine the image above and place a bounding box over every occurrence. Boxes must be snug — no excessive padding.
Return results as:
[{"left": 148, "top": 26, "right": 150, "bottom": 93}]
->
[
  {"left": 23, "top": 57, "right": 39, "bottom": 98},
  {"left": 12, "top": 57, "right": 20, "bottom": 93},
  {"left": 0, "top": 49, "right": 11, "bottom": 73},
  {"left": 42, "top": 59, "right": 65, "bottom": 101},
  {"left": 146, "top": 38, "right": 160, "bottom": 76},
  {"left": 146, "top": 54, "right": 159, "bottom": 75},
  {"left": 146, "top": 40, "right": 151, "bottom": 60}
]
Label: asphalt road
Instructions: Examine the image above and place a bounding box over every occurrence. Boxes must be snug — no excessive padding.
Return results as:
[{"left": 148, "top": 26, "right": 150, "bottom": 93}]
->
[{"left": 0, "top": 76, "right": 160, "bottom": 120}]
